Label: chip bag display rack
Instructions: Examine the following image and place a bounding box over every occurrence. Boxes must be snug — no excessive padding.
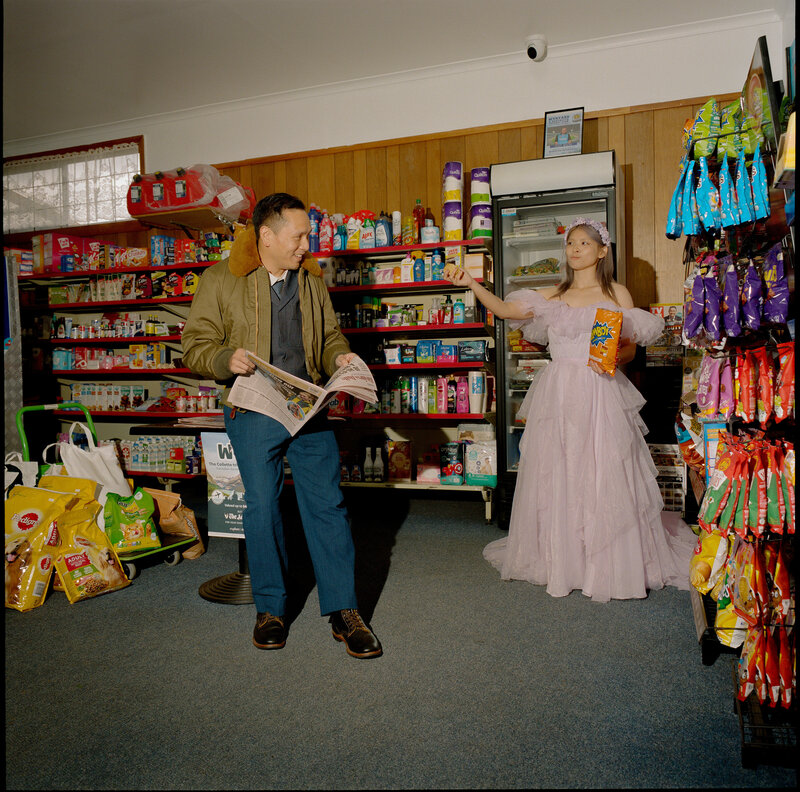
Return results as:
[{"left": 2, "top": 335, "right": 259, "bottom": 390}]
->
[{"left": 15, "top": 403, "right": 199, "bottom": 580}]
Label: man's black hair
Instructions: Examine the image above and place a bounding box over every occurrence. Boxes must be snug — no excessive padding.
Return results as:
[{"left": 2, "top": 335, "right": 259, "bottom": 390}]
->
[{"left": 252, "top": 193, "right": 306, "bottom": 240}]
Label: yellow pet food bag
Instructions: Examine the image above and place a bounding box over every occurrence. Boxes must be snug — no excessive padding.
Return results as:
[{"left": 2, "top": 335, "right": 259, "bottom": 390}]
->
[
  {"left": 38, "top": 474, "right": 102, "bottom": 511},
  {"left": 5, "top": 486, "right": 74, "bottom": 611},
  {"left": 54, "top": 508, "right": 130, "bottom": 603}
]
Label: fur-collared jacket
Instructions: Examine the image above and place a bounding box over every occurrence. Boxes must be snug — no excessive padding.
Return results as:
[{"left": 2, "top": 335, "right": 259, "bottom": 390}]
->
[{"left": 181, "top": 225, "right": 350, "bottom": 401}]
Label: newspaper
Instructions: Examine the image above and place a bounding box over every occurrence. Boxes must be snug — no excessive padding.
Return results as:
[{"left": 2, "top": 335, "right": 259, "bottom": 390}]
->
[{"left": 228, "top": 351, "right": 377, "bottom": 435}]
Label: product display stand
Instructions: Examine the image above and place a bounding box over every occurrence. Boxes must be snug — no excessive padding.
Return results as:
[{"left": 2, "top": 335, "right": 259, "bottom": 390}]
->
[{"left": 198, "top": 539, "right": 253, "bottom": 605}]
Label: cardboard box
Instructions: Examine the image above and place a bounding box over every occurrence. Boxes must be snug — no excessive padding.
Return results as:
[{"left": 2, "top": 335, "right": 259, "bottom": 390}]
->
[{"left": 463, "top": 252, "right": 492, "bottom": 281}]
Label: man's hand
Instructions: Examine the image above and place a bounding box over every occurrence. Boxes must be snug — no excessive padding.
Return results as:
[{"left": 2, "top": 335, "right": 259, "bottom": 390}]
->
[
  {"left": 336, "top": 352, "right": 356, "bottom": 368},
  {"left": 229, "top": 347, "right": 256, "bottom": 375}
]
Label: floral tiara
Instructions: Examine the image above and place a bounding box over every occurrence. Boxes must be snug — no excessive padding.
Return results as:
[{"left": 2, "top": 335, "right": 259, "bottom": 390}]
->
[{"left": 565, "top": 217, "right": 610, "bottom": 246}]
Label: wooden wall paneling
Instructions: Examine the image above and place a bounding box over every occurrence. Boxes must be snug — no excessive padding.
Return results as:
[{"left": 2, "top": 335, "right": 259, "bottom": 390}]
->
[
  {"left": 249, "top": 162, "right": 275, "bottom": 201},
  {"left": 596, "top": 117, "right": 609, "bottom": 152},
  {"left": 520, "top": 125, "right": 540, "bottom": 160},
  {"left": 284, "top": 158, "right": 308, "bottom": 206},
  {"left": 385, "top": 145, "right": 401, "bottom": 215},
  {"left": 425, "top": 140, "right": 441, "bottom": 219},
  {"left": 365, "top": 147, "right": 388, "bottom": 214},
  {"left": 653, "top": 105, "right": 694, "bottom": 303},
  {"left": 582, "top": 118, "right": 598, "bottom": 154},
  {"left": 237, "top": 165, "right": 252, "bottom": 192},
  {"left": 307, "top": 154, "right": 336, "bottom": 213},
  {"left": 605, "top": 114, "right": 627, "bottom": 287},
  {"left": 352, "top": 149, "right": 368, "bottom": 211},
  {"left": 274, "top": 160, "right": 287, "bottom": 193},
  {"left": 398, "top": 140, "right": 428, "bottom": 219},
  {"left": 333, "top": 151, "right": 355, "bottom": 215},
  {"left": 497, "top": 128, "right": 521, "bottom": 164},
  {"left": 624, "top": 111, "right": 656, "bottom": 308},
  {"left": 465, "top": 131, "right": 499, "bottom": 211}
]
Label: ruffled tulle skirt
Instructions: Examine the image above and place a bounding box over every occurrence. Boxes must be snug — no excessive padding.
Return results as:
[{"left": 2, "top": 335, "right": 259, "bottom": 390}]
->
[{"left": 484, "top": 359, "right": 696, "bottom": 602}]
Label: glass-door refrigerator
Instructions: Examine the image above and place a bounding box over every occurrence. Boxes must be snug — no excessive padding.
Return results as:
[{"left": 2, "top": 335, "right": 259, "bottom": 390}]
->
[{"left": 489, "top": 151, "right": 624, "bottom": 529}]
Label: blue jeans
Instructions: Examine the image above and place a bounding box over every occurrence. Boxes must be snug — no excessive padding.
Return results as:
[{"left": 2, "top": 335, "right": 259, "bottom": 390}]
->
[{"left": 223, "top": 405, "right": 357, "bottom": 617}]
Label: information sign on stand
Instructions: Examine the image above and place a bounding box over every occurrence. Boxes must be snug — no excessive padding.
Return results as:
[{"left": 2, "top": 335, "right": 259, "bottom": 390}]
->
[{"left": 200, "top": 431, "right": 245, "bottom": 538}]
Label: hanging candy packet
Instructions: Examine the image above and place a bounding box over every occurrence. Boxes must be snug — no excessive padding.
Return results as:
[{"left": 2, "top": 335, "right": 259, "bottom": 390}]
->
[
  {"left": 720, "top": 257, "right": 741, "bottom": 336},
  {"left": 587, "top": 308, "right": 622, "bottom": 376},
  {"left": 665, "top": 156, "right": 687, "bottom": 239},
  {"left": 718, "top": 154, "right": 740, "bottom": 227},
  {"left": 777, "top": 625, "right": 792, "bottom": 708},
  {"left": 718, "top": 358, "right": 735, "bottom": 420},
  {"left": 696, "top": 354, "right": 722, "bottom": 418},
  {"left": 761, "top": 243, "right": 789, "bottom": 324},
  {"left": 735, "top": 150, "right": 755, "bottom": 223},
  {"left": 703, "top": 268, "right": 722, "bottom": 340},
  {"left": 683, "top": 268, "right": 705, "bottom": 337},
  {"left": 695, "top": 157, "right": 721, "bottom": 230},
  {"left": 740, "top": 261, "right": 762, "bottom": 331},
  {"left": 681, "top": 160, "right": 699, "bottom": 236},
  {"left": 773, "top": 342, "right": 794, "bottom": 422},
  {"left": 752, "top": 346, "right": 774, "bottom": 427},
  {"left": 750, "top": 143, "right": 770, "bottom": 220}
]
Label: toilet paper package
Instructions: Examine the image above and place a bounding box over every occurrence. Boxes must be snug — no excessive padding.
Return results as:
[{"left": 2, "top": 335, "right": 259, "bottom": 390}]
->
[
  {"left": 470, "top": 167, "right": 490, "bottom": 204},
  {"left": 468, "top": 204, "right": 492, "bottom": 239},
  {"left": 443, "top": 201, "right": 463, "bottom": 241},
  {"left": 442, "top": 161, "right": 463, "bottom": 203}
]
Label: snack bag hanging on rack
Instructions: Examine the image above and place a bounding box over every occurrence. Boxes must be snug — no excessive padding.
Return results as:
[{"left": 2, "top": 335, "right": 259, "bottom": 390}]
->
[
  {"left": 777, "top": 625, "right": 792, "bottom": 707},
  {"left": 746, "top": 445, "right": 768, "bottom": 537},
  {"left": 737, "top": 626, "right": 761, "bottom": 700},
  {"left": 749, "top": 143, "right": 770, "bottom": 220},
  {"left": 752, "top": 346, "right": 775, "bottom": 427},
  {"left": 735, "top": 151, "right": 755, "bottom": 223},
  {"left": 716, "top": 447, "right": 746, "bottom": 536},
  {"left": 665, "top": 156, "right": 687, "bottom": 239},
  {"left": 780, "top": 443, "right": 794, "bottom": 532},
  {"left": 689, "top": 98, "right": 720, "bottom": 158},
  {"left": 732, "top": 447, "right": 751, "bottom": 539},
  {"left": 735, "top": 351, "right": 757, "bottom": 423},
  {"left": 761, "top": 243, "right": 789, "bottom": 324},
  {"left": 773, "top": 342, "right": 794, "bottom": 422},
  {"left": 695, "top": 157, "right": 721, "bottom": 230},
  {"left": 696, "top": 354, "right": 722, "bottom": 418},
  {"left": 717, "top": 100, "right": 743, "bottom": 158},
  {"left": 698, "top": 436, "right": 735, "bottom": 528},
  {"left": 718, "top": 154, "right": 740, "bottom": 227},
  {"left": 681, "top": 160, "right": 699, "bottom": 236},
  {"left": 703, "top": 268, "right": 722, "bottom": 340},
  {"left": 763, "top": 626, "right": 781, "bottom": 707},
  {"left": 764, "top": 445, "right": 784, "bottom": 534},
  {"left": 720, "top": 257, "right": 741, "bottom": 336},
  {"left": 740, "top": 261, "right": 762, "bottom": 331},
  {"left": 718, "top": 358, "right": 735, "bottom": 421},
  {"left": 683, "top": 268, "right": 705, "bottom": 338},
  {"left": 689, "top": 529, "right": 729, "bottom": 594},
  {"left": 715, "top": 562, "right": 747, "bottom": 648}
]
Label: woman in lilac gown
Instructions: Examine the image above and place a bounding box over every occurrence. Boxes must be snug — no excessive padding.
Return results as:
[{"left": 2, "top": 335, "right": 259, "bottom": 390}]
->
[{"left": 445, "top": 218, "right": 695, "bottom": 601}]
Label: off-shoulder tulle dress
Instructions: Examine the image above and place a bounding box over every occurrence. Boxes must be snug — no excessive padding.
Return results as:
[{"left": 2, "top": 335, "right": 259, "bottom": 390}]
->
[{"left": 483, "top": 290, "right": 696, "bottom": 601}]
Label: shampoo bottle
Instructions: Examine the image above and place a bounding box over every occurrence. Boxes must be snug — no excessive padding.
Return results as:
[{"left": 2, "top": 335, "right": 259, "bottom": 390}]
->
[{"left": 456, "top": 376, "right": 469, "bottom": 413}]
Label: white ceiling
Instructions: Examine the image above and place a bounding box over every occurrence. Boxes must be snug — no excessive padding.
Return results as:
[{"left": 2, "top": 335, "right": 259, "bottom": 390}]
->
[{"left": 2, "top": 0, "right": 786, "bottom": 145}]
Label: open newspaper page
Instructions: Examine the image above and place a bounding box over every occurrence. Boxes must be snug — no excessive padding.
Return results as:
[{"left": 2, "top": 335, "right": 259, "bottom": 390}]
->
[{"left": 227, "top": 351, "right": 377, "bottom": 435}]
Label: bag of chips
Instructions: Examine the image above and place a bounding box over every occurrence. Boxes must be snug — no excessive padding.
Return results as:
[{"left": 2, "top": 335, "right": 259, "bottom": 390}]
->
[
  {"left": 750, "top": 144, "right": 770, "bottom": 220},
  {"left": 718, "top": 154, "right": 740, "bottom": 227},
  {"left": 696, "top": 157, "right": 721, "bottom": 230},
  {"left": 752, "top": 346, "right": 775, "bottom": 428},
  {"left": 761, "top": 243, "right": 789, "bottom": 324},
  {"left": 5, "top": 486, "right": 74, "bottom": 611},
  {"left": 587, "top": 308, "right": 622, "bottom": 376},
  {"left": 720, "top": 258, "right": 741, "bottom": 336},
  {"left": 703, "top": 270, "right": 722, "bottom": 341},
  {"left": 715, "top": 562, "right": 747, "bottom": 648},
  {"left": 773, "top": 342, "right": 794, "bottom": 422},
  {"left": 683, "top": 268, "right": 705, "bottom": 338},
  {"left": 735, "top": 150, "right": 755, "bottom": 223},
  {"left": 735, "top": 351, "right": 757, "bottom": 423},
  {"left": 689, "top": 529, "right": 729, "bottom": 595},
  {"left": 777, "top": 625, "right": 792, "bottom": 707},
  {"left": 681, "top": 160, "right": 699, "bottom": 236},
  {"left": 780, "top": 443, "right": 794, "bottom": 532},
  {"left": 763, "top": 626, "right": 781, "bottom": 707},
  {"left": 103, "top": 488, "right": 161, "bottom": 553},
  {"left": 746, "top": 446, "right": 768, "bottom": 537},
  {"left": 53, "top": 507, "right": 130, "bottom": 604},
  {"left": 696, "top": 354, "right": 722, "bottom": 419},
  {"left": 718, "top": 359, "right": 735, "bottom": 421},
  {"left": 717, "top": 99, "right": 743, "bottom": 159},
  {"left": 665, "top": 156, "right": 687, "bottom": 239},
  {"left": 689, "top": 98, "right": 720, "bottom": 158},
  {"left": 741, "top": 262, "right": 762, "bottom": 331},
  {"left": 737, "top": 625, "right": 761, "bottom": 700}
]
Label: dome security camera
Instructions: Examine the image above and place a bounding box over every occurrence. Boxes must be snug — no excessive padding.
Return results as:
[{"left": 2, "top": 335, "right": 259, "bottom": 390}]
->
[{"left": 526, "top": 35, "right": 547, "bottom": 62}]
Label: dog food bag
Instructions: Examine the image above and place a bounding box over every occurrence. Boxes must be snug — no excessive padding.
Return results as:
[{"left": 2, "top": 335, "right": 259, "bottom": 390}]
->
[
  {"left": 54, "top": 507, "right": 130, "bottom": 604},
  {"left": 37, "top": 474, "right": 101, "bottom": 511},
  {"left": 5, "top": 486, "right": 74, "bottom": 611},
  {"left": 103, "top": 488, "right": 161, "bottom": 552},
  {"left": 587, "top": 308, "right": 622, "bottom": 376}
]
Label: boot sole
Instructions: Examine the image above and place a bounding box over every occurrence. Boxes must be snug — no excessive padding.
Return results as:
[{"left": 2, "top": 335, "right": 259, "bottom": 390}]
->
[
  {"left": 332, "top": 629, "right": 382, "bottom": 658},
  {"left": 253, "top": 637, "right": 286, "bottom": 650}
]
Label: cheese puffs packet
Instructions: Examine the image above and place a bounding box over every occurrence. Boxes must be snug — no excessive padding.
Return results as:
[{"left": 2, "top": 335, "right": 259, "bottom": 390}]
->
[
  {"left": 5, "top": 486, "right": 74, "bottom": 611},
  {"left": 54, "top": 507, "right": 130, "bottom": 604},
  {"left": 587, "top": 308, "right": 622, "bottom": 376}
]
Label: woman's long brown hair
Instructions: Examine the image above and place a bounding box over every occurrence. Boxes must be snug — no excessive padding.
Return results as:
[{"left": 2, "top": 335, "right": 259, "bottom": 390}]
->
[{"left": 553, "top": 224, "right": 618, "bottom": 304}]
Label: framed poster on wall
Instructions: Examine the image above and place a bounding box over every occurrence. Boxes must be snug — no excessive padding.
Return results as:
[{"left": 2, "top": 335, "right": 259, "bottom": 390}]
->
[{"left": 543, "top": 107, "right": 584, "bottom": 158}]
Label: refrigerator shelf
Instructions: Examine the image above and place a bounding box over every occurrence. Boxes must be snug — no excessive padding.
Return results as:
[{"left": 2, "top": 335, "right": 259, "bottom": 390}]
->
[
  {"left": 503, "top": 233, "right": 563, "bottom": 249},
  {"left": 505, "top": 273, "right": 562, "bottom": 285}
]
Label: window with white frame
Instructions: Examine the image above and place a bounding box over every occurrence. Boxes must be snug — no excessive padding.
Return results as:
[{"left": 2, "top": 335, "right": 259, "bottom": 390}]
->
[{"left": 3, "top": 137, "right": 143, "bottom": 234}]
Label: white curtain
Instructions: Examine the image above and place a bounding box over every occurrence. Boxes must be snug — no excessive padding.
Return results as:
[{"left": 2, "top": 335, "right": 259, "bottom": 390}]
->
[{"left": 3, "top": 141, "right": 141, "bottom": 233}]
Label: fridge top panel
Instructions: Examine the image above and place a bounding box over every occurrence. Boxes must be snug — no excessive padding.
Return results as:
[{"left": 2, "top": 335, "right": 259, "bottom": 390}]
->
[{"left": 490, "top": 150, "right": 615, "bottom": 197}]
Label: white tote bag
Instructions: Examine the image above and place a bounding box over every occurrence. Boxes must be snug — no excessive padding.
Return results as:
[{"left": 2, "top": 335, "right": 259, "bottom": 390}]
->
[
  {"left": 58, "top": 423, "right": 132, "bottom": 498},
  {"left": 4, "top": 452, "right": 39, "bottom": 499}
]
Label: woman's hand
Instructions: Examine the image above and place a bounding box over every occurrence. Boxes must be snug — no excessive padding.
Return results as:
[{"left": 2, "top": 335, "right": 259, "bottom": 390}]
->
[
  {"left": 228, "top": 347, "right": 256, "bottom": 375},
  {"left": 443, "top": 263, "right": 475, "bottom": 288}
]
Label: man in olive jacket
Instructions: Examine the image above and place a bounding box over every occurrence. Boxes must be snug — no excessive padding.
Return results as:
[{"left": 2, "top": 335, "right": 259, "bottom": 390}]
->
[{"left": 182, "top": 192, "right": 381, "bottom": 659}]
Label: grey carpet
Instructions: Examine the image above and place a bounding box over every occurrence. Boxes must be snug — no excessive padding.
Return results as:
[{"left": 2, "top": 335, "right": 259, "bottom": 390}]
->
[{"left": 5, "top": 490, "right": 796, "bottom": 790}]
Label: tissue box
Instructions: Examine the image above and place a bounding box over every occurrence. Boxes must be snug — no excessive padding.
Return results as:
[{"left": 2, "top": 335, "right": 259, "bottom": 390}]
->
[{"left": 463, "top": 252, "right": 492, "bottom": 281}]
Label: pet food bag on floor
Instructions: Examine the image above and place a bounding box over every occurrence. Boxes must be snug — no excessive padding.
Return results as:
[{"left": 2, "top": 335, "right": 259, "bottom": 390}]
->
[
  {"left": 144, "top": 487, "right": 205, "bottom": 559},
  {"left": 54, "top": 507, "right": 130, "bottom": 603},
  {"left": 5, "top": 486, "right": 74, "bottom": 611},
  {"left": 103, "top": 488, "right": 161, "bottom": 552},
  {"left": 37, "top": 475, "right": 102, "bottom": 511}
]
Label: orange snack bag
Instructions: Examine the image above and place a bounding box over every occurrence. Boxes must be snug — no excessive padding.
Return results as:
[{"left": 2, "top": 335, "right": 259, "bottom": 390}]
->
[{"left": 587, "top": 308, "right": 623, "bottom": 376}]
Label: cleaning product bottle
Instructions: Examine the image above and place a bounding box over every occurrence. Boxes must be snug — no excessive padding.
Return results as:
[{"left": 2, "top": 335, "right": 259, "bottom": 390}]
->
[
  {"left": 442, "top": 295, "right": 454, "bottom": 324},
  {"left": 363, "top": 448, "right": 374, "bottom": 482},
  {"left": 429, "top": 296, "right": 441, "bottom": 325},
  {"left": 360, "top": 213, "right": 376, "bottom": 249},
  {"left": 453, "top": 297, "right": 465, "bottom": 323},
  {"left": 372, "top": 446, "right": 384, "bottom": 481},
  {"left": 308, "top": 203, "right": 321, "bottom": 253},
  {"left": 412, "top": 198, "right": 425, "bottom": 243},
  {"left": 319, "top": 210, "right": 334, "bottom": 254},
  {"left": 375, "top": 211, "right": 392, "bottom": 248}
]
